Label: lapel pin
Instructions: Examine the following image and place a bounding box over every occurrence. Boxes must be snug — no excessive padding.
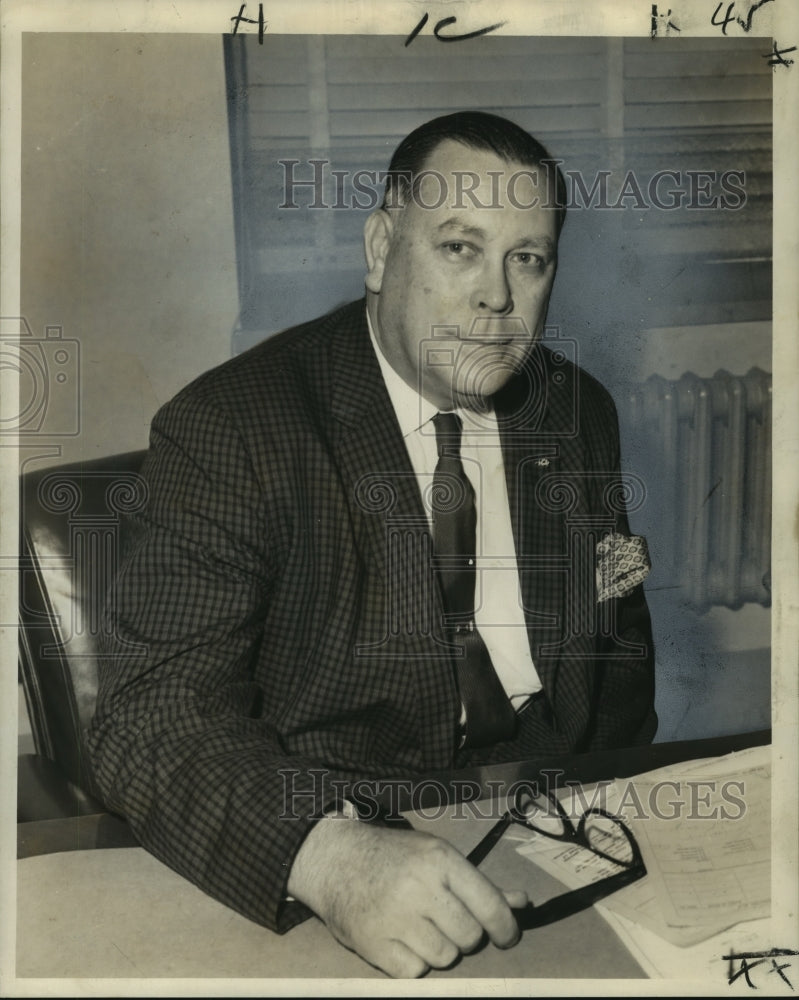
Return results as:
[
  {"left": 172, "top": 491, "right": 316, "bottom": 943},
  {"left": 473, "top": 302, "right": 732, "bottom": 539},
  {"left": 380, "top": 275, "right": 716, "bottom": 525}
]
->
[{"left": 535, "top": 458, "right": 550, "bottom": 468}]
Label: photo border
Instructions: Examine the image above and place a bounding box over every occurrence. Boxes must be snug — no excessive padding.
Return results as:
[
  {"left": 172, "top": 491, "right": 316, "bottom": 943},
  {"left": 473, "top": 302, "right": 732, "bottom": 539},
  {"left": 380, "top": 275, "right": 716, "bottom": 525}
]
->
[{"left": 1, "top": 1, "right": 796, "bottom": 995}]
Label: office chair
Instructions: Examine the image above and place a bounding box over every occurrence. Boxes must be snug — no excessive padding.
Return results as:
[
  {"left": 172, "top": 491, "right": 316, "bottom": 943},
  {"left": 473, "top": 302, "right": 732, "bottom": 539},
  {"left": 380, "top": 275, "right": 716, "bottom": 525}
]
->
[{"left": 18, "top": 450, "right": 147, "bottom": 827}]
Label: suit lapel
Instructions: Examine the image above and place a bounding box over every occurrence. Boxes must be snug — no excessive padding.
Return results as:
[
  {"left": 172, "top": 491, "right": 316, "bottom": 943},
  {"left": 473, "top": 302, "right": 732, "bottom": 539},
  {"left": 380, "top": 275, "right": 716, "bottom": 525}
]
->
[
  {"left": 328, "top": 303, "right": 427, "bottom": 581},
  {"left": 497, "top": 363, "right": 564, "bottom": 694},
  {"left": 497, "top": 345, "right": 593, "bottom": 740},
  {"left": 326, "top": 303, "right": 459, "bottom": 766}
]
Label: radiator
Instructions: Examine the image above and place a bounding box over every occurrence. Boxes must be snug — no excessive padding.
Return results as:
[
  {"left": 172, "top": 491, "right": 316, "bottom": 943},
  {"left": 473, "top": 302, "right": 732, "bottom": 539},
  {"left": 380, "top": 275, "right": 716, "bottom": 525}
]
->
[{"left": 624, "top": 367, "right": 771, "bottom": 612}]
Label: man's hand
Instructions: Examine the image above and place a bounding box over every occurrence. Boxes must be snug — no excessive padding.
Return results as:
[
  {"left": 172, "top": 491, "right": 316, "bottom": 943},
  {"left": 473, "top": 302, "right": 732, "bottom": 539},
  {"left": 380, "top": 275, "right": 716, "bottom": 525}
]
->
[{"left": 287, "top": 815, "right": 527, "bottom": 978}]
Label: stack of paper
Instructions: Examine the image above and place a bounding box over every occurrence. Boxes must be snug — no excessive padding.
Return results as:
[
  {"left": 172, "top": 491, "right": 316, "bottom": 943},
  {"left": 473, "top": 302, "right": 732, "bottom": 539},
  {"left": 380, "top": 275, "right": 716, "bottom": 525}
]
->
[{"left": 513, "top": 744, "right": 771, "bottom": 954}]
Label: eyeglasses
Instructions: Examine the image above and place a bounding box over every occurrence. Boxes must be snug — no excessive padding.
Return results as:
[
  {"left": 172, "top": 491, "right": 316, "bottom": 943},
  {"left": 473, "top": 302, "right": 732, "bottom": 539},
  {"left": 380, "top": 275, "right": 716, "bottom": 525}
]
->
[{"left": 467, "top": 785, "right": 646, "bottom": 930}]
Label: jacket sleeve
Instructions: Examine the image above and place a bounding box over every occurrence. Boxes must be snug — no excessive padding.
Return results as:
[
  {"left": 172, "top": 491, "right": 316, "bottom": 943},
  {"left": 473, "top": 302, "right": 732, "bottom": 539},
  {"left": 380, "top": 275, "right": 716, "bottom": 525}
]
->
[
  {"left": 582, "top": 381, "right": 658, "bottom": 750},
  {"left": 87, "top": 389, "right": 348, "bottom": 933},
  {"left": 590, "top": 581, "right": 658, "bottom": 748}
]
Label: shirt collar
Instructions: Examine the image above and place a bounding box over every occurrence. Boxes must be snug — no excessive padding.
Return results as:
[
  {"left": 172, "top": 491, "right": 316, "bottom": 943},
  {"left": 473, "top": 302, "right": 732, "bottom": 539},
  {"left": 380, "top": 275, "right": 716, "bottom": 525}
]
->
[
  {"left": 366, "top": 307, "right": 437, "bottom": 438},
  {"left": 366, "top": 307, "right": 497, "bottom": 438}
]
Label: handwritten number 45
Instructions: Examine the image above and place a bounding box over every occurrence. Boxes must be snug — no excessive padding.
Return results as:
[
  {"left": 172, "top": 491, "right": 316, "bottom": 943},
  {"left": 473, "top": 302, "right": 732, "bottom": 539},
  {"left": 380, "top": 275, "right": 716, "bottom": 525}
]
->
[{"left": 711, "top": 0, "right": 773, "bottom": 35}]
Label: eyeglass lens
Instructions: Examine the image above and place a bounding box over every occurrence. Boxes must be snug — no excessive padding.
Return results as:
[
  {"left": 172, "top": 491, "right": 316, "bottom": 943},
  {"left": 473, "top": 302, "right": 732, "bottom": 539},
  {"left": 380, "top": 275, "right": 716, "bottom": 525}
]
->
[
  {"left": 515, "top": 790, "right": 566, "bottom": 836},
  {"left": 516, "top": 790, "right": 636, "bottom": 867},
  {"left": 582, "top": 812, "right": 636, "bottom": 866}
]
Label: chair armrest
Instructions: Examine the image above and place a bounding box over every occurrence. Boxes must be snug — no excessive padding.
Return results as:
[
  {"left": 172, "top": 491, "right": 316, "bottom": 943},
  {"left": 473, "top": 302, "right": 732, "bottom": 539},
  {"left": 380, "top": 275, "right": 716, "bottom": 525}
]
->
[
  {"left": 18, "top": 812, "right": 139, "bottom": 859},
  {"left": 17, "top": 753, "right": 106, "bottom": 823}
]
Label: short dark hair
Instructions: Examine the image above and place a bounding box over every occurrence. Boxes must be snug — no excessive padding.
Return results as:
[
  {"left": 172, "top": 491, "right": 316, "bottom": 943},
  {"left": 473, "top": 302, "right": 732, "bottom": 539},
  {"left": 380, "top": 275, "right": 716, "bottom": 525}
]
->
[{"left": 381, "top": 110, "right": 567, "bottom": 233}]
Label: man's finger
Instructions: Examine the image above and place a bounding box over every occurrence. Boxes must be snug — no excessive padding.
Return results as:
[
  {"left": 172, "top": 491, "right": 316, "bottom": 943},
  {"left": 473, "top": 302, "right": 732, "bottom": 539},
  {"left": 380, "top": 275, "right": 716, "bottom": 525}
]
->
[
  {"left": 501, "top": 887, "right": 529, "bottom": 910},
  {"left": 445, "top": 860, "right": 522, "bottom": 948},
  {"left": 423, "top": 894, "right": 486, "bottom": 955},
  {"left": 371, "top": 939, "right": 430, "bottom": 979},
  {"left": 403, "top": 919, "right": 461, "bottom": 970}
]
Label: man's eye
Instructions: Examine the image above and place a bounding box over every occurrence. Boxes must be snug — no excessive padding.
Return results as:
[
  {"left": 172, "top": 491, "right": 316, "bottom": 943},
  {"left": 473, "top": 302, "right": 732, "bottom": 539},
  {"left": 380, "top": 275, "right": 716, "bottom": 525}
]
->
[
  {"left": 513, "top": 252, "right": 543, "bottom": 268},
  {"left": 443, "top": 242, "right": 472, "bottom": 257}
]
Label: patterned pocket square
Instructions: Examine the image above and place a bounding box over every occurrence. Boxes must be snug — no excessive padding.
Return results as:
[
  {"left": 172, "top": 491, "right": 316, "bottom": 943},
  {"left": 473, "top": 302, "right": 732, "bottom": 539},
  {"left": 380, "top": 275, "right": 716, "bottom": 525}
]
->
[{"left": 596, "top": 532, "right": 651, "bottom": 602}]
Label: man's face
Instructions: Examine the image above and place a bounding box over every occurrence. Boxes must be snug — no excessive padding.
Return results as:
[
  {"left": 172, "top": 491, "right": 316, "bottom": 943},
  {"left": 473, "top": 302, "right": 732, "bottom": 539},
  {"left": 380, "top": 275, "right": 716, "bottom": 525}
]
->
[{"left": 365, "top": 139, "right": 559, "bottom": 411}]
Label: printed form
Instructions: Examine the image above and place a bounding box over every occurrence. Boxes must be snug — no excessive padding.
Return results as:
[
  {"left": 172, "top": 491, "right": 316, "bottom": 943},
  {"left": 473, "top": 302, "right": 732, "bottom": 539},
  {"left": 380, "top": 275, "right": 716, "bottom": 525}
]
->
[{"left": 512, "top": 744, "right": 771, "bottom": 948}]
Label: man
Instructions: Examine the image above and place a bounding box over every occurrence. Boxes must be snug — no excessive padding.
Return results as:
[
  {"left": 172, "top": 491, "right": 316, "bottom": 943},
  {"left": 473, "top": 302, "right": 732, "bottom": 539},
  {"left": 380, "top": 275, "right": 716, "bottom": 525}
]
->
[{"left": 88, "top": 111, "right": 656, "bottom": 978}]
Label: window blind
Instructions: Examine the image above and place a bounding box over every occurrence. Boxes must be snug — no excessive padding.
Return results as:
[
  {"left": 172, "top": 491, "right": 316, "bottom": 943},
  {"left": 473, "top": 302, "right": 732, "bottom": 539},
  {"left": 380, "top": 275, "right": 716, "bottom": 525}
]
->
[{"left": 224, "top": 33, "right": 771, "bottom": 350}]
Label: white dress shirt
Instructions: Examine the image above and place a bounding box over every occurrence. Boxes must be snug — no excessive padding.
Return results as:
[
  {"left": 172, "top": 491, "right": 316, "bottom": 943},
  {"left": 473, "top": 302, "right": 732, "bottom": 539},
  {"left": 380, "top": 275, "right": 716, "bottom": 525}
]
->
[{"left": 367, "top": 312, "right": 542, "bottom": 710}]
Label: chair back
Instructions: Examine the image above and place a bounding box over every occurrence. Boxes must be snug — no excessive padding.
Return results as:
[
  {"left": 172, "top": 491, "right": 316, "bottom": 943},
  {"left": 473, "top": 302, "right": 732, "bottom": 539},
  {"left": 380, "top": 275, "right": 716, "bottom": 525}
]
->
[{"left": 19, "top": 451, "right": 148, "bottom": 798}]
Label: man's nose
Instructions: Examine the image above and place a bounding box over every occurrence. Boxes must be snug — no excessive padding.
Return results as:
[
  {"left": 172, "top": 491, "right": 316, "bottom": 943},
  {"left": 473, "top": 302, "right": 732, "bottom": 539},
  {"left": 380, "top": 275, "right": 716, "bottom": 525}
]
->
[{"left": 470, "top": 260, "right": 512, "bottom": 314}]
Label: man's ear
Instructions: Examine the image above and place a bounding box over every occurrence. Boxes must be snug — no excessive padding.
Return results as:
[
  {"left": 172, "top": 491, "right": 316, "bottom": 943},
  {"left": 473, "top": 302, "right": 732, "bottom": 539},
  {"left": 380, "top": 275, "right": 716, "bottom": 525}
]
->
[{"left": 364, "top": 209, "right": 394, "bottom": 293}]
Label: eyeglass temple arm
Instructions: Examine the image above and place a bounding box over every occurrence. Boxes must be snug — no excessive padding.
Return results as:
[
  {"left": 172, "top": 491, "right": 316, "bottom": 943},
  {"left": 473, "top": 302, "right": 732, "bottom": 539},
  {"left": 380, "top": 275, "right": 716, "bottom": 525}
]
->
[
  {"left": 512, "top": 862, "right": 647, "bottom": 930},
  {"left": 466, "top": 812, "right": 513, "bottom": 867}
]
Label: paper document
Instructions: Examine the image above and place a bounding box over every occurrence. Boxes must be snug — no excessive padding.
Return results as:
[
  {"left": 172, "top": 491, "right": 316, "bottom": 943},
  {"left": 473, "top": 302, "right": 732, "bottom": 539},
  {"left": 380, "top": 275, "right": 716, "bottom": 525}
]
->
[
  {"left": 513, "top": 744, "right": 770, "bottom": 946},
  {"left": 620, "top": 746, "right": 770, "bottom": 931}
]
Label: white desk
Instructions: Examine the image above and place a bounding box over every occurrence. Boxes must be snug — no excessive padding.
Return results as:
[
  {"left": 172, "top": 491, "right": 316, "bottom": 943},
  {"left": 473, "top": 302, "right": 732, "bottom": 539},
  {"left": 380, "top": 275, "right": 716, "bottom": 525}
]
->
[
  {"left": 17, "top": 811, "right": 644, "bottom": 980},
  {"left": 16, "top": 731, "right": 774, "bottom": 982}
]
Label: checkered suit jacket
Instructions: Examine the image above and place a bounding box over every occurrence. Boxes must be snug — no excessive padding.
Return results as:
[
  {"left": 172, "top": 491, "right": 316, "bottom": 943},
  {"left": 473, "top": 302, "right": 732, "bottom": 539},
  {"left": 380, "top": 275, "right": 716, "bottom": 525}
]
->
[{"left": 88, "top": 298, "right": 656, "bottom": 933}]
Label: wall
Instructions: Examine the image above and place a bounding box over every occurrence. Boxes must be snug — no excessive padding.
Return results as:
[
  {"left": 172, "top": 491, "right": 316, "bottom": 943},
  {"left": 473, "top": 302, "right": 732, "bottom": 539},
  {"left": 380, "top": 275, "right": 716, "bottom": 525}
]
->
[
  {"left": 20, "top": 33, "right": 238, "bottom": 467},
  {"left": 17, "top": 32, "right": 239, "bottom": 751}
]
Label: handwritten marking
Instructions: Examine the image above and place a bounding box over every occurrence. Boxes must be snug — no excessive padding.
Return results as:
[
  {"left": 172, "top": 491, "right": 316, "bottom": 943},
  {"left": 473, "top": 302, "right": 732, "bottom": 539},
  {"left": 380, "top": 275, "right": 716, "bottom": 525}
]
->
[
  {"left": 405, "top": 12, "right": 507, "bottom": 47},
  {"left": 711, "top": 0, "right": 773, "bottom": 35},
  {"left": 231, "top": 2, "right": 266, "bottom": 44},
  {"left": 763, "top": 41, "right": 797, "bottom": 67},
  {"left": 722, "top": 948, "right": 799, "bottom": 990},
  {"left": 650, "top": 5, "right": 681, "bottom": 37},
  {"left": 405, "top": 12, "right": 429, "bottom": 47}
]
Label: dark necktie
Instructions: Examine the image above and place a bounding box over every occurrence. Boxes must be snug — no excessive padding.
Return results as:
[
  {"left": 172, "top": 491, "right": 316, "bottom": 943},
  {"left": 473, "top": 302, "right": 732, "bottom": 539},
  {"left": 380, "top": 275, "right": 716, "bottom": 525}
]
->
[{"left": 431, "top": 412, "right": 517, "bottom": 748}]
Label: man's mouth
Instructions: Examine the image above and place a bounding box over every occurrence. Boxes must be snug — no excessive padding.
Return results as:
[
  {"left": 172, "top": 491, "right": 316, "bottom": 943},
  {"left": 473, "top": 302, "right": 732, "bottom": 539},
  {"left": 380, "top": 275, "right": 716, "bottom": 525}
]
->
[
  {"left": 465, "top": 337, "right": 513, "bottom": 350},
  {"left": 462, "top": 336, "right": 519, "bottom": 349},
  {"left": 466, "top": 316, "right": 531, "bottom": 343}
]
